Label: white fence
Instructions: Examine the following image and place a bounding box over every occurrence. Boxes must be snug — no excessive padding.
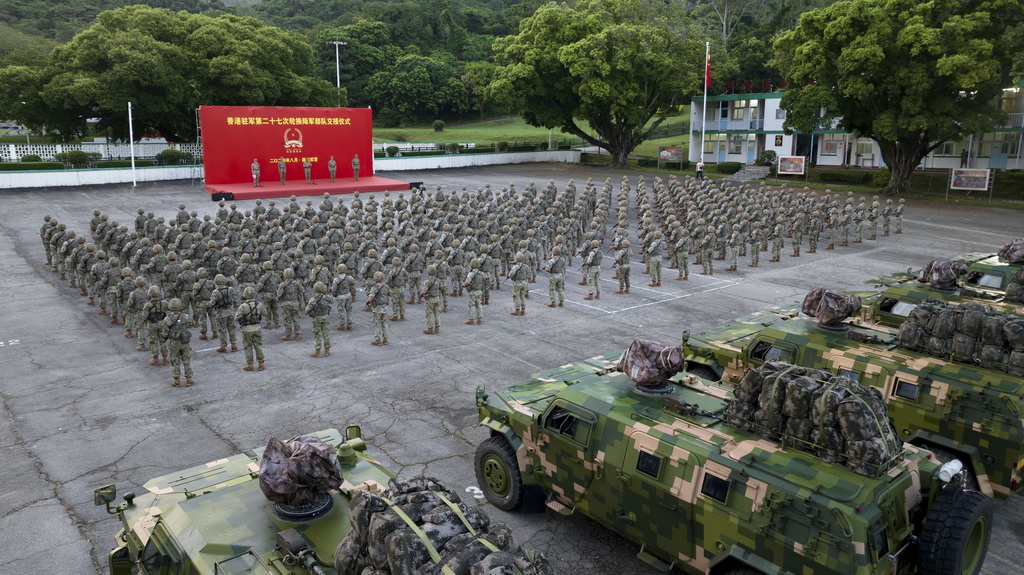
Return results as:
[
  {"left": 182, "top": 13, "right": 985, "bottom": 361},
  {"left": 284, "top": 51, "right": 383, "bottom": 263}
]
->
[{"left": 1, "top": 142, "right": 203, "bottom": 162}]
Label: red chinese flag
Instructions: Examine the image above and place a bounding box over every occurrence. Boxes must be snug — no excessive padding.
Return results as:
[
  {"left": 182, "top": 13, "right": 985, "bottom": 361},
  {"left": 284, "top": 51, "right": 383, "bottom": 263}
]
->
[{"left": 705, "top": 44, "right": 711, "bottom": 88}]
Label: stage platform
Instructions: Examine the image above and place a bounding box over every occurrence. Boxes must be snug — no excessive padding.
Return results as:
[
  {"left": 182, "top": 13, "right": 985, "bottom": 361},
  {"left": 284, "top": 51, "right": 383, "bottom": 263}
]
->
[{"left": 205, "top": 176, "right": 412, "bottom": 201}]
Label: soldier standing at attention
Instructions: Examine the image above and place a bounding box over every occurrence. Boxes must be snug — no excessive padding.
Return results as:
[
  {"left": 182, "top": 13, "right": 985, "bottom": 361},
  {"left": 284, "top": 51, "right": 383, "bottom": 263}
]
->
[
  {"left": 464, "top": 258, "right": 485, "bottom": 324},
  {"left": 250, "top": 158, "right": 262, "bottom": 187},
  {"left": 236, "top": 287, "right": 265, "bottom": 371},
  {"left": 127, "top": 276, "right": 150, "bottom": 350},
  {"left": 385, "top": 256, "right": 408, "bottom": 321},
  {"left": 806, "top": 211, "right": 820, "bottom": 254},
  {"left": 583, "top": 239, "right": 602, "bottom": 301},
  {"left": 256, "top": 261, "right": 280, "bottom": 329},
  {"left": 789, "top": 213, "right": 803, "bottom": 258},
  {"left": 881, "top": 199, "right": 893, "bottom": 236},
  {"left": 747, "top": 222, "right": 761, "bottom": 267},
  {"left": 432, "top": 249, "right": 451, "bottom": 312},
  {"left": 332, "top": 264, "right": 356, "bottom": 331},
  {"left": 351, "top": 154, "right": 360, "bottom": 181},
  {"left": 328, "top": 156, "right": 337, "bottom": 182},
  {"left": 367, "top": 271, "right": 389, "bottom": 345},
  {"left": 277, "top": 267, "right": 305, "bottom": 341},
  {"left": 545, "top": 246, "right": 566, "bottom": 307},
  {"left": 421, "top": 264, "right": 443, "bottom": 334},
  {"left": 674, "top": 224, "right": 690, "bottom": 281},
  {"left": 114, "top": 268, "right": 135, "bottom": 333},
  {"left": 699, "top": 232, "right": 715, "bottom": 275},
  {"left": 508, "top": 252, "right": 530, "bottom": 315},
  {"left": 210, "top": 274, "right": 239, "bottom": 353},
  {"left": 305, "top": 282, "right": 334, "bottom": 357},
  {"left": 278, "top": 158, "right": 287, "bottom": 185},
  {"left": 303, "top": 159, "right": 314, "bottom": 184},
  {"left": 647, "top": 231, "right": 664, "bottom": 287},
  {"left": 614, "top": 239, "right": 632, "bottom": 294},
  {"left": 726, "top": 224, "right": 741, "bottom": 271},
  {"left": 142, "top": 286, "right": 169, "bottom": 365},
  {"left": 894, "top": 199, "right": 904, "bottom": 234},
  {"left": 868, "top": 197, "right": 880, "bottom": 240},
  {"left": 163, "top": 298, "right": 193, "bottom": 387}
]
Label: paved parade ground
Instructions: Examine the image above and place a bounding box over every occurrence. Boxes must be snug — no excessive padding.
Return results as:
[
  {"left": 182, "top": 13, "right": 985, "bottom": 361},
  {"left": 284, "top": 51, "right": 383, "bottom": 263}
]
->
[{"left": 1, "top": 163, "right": 1022, "bottom": 574}]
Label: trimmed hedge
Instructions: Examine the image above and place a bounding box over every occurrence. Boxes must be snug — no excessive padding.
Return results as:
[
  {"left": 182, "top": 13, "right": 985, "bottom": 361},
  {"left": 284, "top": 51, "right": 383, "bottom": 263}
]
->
[
  {"left": 0, "top": 162, "right": 65, "bottom": 171},
  {"left": 819, "top": 171, "right": 871, "bottom": 185},
  {"left": 714, "top": 161, "right": 743, "bottom": 174},
  {"left": 637, "top": 157, "right": 691, "bottom": 170},
  {"left": 461, "top": 147, "right": 496, "bottom": 155},
  {"left": 94, "top": 160, "right": 156, "bottom": 168}
]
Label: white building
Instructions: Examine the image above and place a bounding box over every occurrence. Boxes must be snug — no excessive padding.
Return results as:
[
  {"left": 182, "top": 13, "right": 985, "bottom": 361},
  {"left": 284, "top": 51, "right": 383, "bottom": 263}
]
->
[{"left": 689, "top": 89, "right": 1024, "bottom": 170}]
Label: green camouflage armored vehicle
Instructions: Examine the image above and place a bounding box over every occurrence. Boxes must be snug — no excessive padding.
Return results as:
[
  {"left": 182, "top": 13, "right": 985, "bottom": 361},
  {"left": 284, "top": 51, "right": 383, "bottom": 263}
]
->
[
  {"left": 858, "top": 283, "right": 1023, "bottom": 328},
  {"left": 961, "top": 254, "right": 1022, "bottom": 296},
  {"left": 474, "top": 352, "right": 992, "bottom": 575},
  {"left": 681, "top": 298, "right": 1024, "bottom": 500},
  {"left": 95, "top": 426, "right": 551, "bottom": 575}
]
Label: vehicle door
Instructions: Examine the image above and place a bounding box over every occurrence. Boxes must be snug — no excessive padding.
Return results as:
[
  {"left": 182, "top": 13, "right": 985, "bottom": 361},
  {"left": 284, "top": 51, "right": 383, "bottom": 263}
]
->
[{"left": 536, "top": 401, "right": 599, "bottom": 512}]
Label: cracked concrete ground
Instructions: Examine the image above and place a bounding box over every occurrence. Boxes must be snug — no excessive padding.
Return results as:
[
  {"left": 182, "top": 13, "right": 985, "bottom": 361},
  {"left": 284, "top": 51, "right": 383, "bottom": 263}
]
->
[{"left": 1, "top": 164, "right": 1022, "bottom": 575}]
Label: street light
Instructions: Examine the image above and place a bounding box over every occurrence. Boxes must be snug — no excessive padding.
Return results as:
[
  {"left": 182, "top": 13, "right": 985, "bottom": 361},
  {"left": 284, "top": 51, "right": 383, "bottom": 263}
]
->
[
  {"left": 326, "top": 40, "right": 347, "bottom": 92},
  {"left": 19, "top": 102, "right": 29, "bottom": 144}
]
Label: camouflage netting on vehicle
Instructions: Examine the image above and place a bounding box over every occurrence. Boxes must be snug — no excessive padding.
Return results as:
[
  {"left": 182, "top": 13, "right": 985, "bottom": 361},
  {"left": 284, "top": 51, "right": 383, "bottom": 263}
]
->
[
  {"left": 258, "top": 435, "right": 344, "bottom": 506},
  {"left": 1006, "top": 267, "right": 1024, "bottom": 302},
  {"left": 334, "top": 477, "right": 552, "bottom": 575},
  {"left": 896, "top": 300, "right": 1024, "bottom": 375},
  {"left": 617, "top": 338, "right": 685, "bottom": 385},
  {"left": 724, "top": 361, "right": 903, "bottom": 477},
  {"left": 998, "top": 238, "right": 1024, "bottom": 264},
  {"left": 802, "top": 288, "right": 862, "bottom": 327},
  {"left": 916, "top": 259, "right": 970, "bottom": 290}
]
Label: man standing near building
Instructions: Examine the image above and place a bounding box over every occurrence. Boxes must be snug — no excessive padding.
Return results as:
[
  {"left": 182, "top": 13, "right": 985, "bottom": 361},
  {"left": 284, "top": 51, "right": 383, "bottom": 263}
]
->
[
  {"left": 351, "top": 154, "right": 360, "bottom": 181},
  {"left": 251, "top": 158, "right": 262, "bottom": 187},
  {"left": 696, "top": 160, "right": 705, "bottom": 181},
  {"left": 328, "top": 156, "right": 337, "bottom": 182},
  {"left": 303, "top": 159, "right": 314, "bottom": 184}
]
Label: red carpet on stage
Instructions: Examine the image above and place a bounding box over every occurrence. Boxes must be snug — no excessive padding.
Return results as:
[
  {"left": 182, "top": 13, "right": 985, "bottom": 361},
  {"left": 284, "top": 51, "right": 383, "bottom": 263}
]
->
[{"left": 206, "top": 176, "right": 411, "bottom": 201}]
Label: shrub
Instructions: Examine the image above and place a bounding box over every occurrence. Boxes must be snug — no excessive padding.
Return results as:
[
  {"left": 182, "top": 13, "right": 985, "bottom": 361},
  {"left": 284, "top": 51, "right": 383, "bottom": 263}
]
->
[
  {"left": 714, "top": 161, "right": 743, "bottom": 174},
  {"left": 55, "top": 150, "right": 94, "bottom": 168},
  {"left": 94, "top": 160, "right": 156, "bottom": 168},
  {"left": 386, "top": 146, "right": 400, "bottom": 157},
  {"left": 156, "top": 148, "right": 184, "bottom": 165},
  {"left": 21, "top": 154, "right": 42, "bottom": 162},
  {"left": 496, "top": 141, "right": 509, "bottom": 152},
  {"left": 0, "top": 161, "right": 64, "bottom": 171},
  {"left": 757, "top": 150, "right": 777, "bottom": 166},
  {"left": 445, "top": 142, "right": 462, "bottom": 154},
  {"left": 637, "top": 158, "right": 659, "bottom": 168},
  {"left": 432, "top": 120, "right": 445, "bottom": 132},
  {"left": 392, "top": 133, "right": 408, "bottom": 143},
  {"left": 872, "top": 167, "right": 891, "bottom": 187},
  {"left": 819, "top": 171, "right": 871, "bottom": 185}
]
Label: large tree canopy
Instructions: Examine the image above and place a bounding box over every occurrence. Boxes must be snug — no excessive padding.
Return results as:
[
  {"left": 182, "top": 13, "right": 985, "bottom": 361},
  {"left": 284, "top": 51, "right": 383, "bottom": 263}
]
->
[
  {"left": 0, "top": 5, "right": 334, "bottom": 141},
  {"left": 489, "top": 0, "right": 702, "bottom": 166},
  {"left": 774, "top": 0, "right": 1022, "bottom": 195}
]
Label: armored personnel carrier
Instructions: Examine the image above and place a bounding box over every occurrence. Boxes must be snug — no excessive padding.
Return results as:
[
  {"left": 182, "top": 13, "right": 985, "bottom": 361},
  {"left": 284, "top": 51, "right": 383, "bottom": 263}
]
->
[
  {"left": 474, "top": 352, "right": 991, "bottom": 575},
  {"left": 681, "top": 290, "right": 1024, "bottom": 499},
  {"left": 95, "top": 426, "right": 550, "bottom": 575}
]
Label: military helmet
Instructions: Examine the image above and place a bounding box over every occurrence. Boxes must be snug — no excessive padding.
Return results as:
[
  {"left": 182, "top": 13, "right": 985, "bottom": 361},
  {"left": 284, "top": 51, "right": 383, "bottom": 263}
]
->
[
  {"left": 263, "top": 261, "right": 272, "bottom": 270},
  {"left": 86, "top": 244, "right": 96, "bottom": 252},
  {"left": 181, "top": 260, "right": 191, "bottom": 270},
  {"left": 215, "top": 274, "right": 227, "bottom": 285},
  {"left": 122, "top": 267, "right": 132, "bottom": 277},
  {"left": 283, "top": 268, "right": 295, "bottom": 279},
  {"left": 620, "top": 239, "right": 630, "bottom": 248},
  {"left": 197, "top": 267, "right": 208, "bottom": 278},
  {"left": 148, "top": 286, "right": 161, "bottom": 298},
  {"left": 96, "top": 250, "right": 107, "bottom": 259},
  {"left": 314, "top": 255, "right": 324, "bottom": 265},
  {"left": 552, "top": 246, "right": 561, "bottom": 255},
  {"left": 241, "top": 287, "right": 255, "bottom": 300},
  {"left": 168, "top": 298, "right": 183, "bottom": 311},
  {"left": 470, "top": 258, "right": 480, "bottom": 268},
  {"left": 135, "top": 277, "right": 147, "bottom": 287},
  {"left": 373, "top": 271, "right": 384, "bottom": 282},
  {"left": 337, "top": 264, "right": 348, "bottom": 273}
]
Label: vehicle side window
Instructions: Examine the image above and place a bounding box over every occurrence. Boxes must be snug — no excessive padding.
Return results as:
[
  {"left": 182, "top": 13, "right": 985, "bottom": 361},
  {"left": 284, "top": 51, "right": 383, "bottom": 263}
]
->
[
  {"left": 749, "top": 340, "right": 793, "bottom": 363},
  {"left": 966, "top": 271, "right": 1004, "bottom": 289},
  {"left": 546, "top": 405, "right": 593, "bottom": 445},
  {"left": 141, "top": 538, "right": 166, "bottom": 574},
  {"left": 636, "top": 451, "right": 661, "bottom": 479},
  {"left": 838, "top": 369, "right": 861, "bottom": 384},
  {"left": 893, "top": 378, "right": 920, "bottom": 401},
  {"left": 701, "top": 473, "right": 729, "bottom": 503}
]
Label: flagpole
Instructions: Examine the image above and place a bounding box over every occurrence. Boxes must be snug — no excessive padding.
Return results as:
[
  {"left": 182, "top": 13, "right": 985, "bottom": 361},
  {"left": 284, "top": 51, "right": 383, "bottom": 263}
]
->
[
  {"left": 701, "top": 42, "right": 709, "bottom": 165},
  {"left": 128, "top": 101, "right": 137, "bottom": 187}
]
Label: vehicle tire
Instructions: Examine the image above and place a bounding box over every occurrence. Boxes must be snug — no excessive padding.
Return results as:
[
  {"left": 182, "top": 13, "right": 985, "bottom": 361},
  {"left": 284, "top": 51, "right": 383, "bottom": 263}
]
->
[
  {"left": 475, "top": 435, "right": 524, "bottom": 511},
  {"left": 333, "top": 477, "right": 551, "bottom": 575},
  {"left": 688, "top": 364, "right": 720, "bottom": 382},
  {"left": 918, "top": 485, "right": 992, "bottom": 575}
]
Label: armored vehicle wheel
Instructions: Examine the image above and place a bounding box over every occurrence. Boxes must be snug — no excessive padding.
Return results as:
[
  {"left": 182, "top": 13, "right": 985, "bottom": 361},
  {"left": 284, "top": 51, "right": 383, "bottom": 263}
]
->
[
  {"left": 688, "top": 365, "right": 720, "bottom": 382},
  {"left": 918, "top": 486, "right": 992, "bottom": 575},
  {"left": 475, "top": 436, "right": 523, "bottom": 511}
]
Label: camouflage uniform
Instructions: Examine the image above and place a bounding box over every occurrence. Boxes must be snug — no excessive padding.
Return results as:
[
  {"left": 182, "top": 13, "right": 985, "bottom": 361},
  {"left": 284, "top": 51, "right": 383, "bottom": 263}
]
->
[
  {"left": 545, "top": 248, "right": 566, "bottom": 307},
  {"left": 509, "top": 254, "right": 530, "bottom": 315},
  {"left": 614, "top": 241, "right": 632, "bottom": 293},
  {"left": 881, "top": 200, "right": 893, "bottom": 236},
  {"left": 276, "top": 268, "right": 306, "bottom": 340},
  {"left": 583, "top": 240, "right": 602, "bottom": 300},
  {"left": 420, "top": 266, "right": 443, "bottom": 333},
  {"left": 210, "top": 275, "right": 239, "bottom": 353},
  {"left": 126, "top": 277, "right": 150, "bottom": 349},
  {"left": 192, "top": 271, "right": 216, "bottom": 340},
  {"left": 385, "top": 258, "right": 408, "bottom": 321},
  {"left": 331, "top": 265, "right": 356, "bottom": 330},
  {"left": 305, "top": 283, "right": 334, "bottom": 356},
  {"left": 114, "top": 269, "right": 135, "bottom": 331},
  {"left": 700, "top": 233, "right": 715, "bottom": 275},
  {"left": 366, "top": 272, "right": 389, "bottom": 345},
  {"left": 142, "top": 287, "right": 169, "bottom": 364},
  {"left": 464, "top": 259, "right": 486, "bottom": 324},
  {"left": 674, "top": 233, "right": 690, "bottom": 280},
  {"left": 235, "top": 288, "right": 265, "bottom": 370},
  {"left": 163, "top": 299, "right": 193, "bottom": 386},
  {"left": 894, "top": 199, "right": 904, "bottom": 233},
  {"left": 647, "top": 233, "right": 663, "bottom": 286},
  {"left": 747, "top": 224, "right": 761, "bottom": 267},
  {"left": 256, "top": 262, "right": 280, "bottom": 328}
]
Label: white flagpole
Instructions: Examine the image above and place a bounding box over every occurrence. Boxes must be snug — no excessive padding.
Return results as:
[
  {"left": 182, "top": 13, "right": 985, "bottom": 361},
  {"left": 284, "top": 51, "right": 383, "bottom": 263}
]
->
[
  {"left": 128, "top": 102, "right": 137, "bottom": 187},
  {"left": 701, "top": 42, "right": 709, "bottom": 164}
]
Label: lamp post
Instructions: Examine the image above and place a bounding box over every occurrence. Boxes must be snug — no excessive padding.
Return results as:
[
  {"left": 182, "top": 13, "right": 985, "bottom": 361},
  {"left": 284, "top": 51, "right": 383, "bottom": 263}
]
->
[
  {"left": 326, "top": 40, "right": 347, "bottom": 105},
  {"left": 19, "top": 102, "right": 29, "bottom": 144}
]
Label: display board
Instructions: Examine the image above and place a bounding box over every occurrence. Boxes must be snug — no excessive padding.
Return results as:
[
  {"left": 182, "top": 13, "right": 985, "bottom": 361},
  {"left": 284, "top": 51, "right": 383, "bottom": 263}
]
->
[
  {"left": 777, "top": 156, "right": 806, "bottom": 175},
  {"left": 199, "top": 106, "right": 373, "bottom": 185}
]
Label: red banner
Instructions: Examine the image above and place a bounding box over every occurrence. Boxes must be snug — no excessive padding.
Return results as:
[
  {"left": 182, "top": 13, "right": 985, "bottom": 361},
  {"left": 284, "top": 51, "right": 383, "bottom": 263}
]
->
[{"left": 199, "top": 106, "right": 373, "bottom": 185}]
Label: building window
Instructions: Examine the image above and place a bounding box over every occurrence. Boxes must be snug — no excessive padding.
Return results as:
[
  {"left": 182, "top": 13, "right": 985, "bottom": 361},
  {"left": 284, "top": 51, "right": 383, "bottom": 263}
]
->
[
  {"left": 731, "top": 100, "right": 747, "bottom": 120},
  {"left": 936, "top": 141, "right": 957, "bottom": 156},
  {"left": 703, "top": 134, "right": 721, "bottom": 154},
  {"left": 979, "top": 132, "right": 1019, "bottom": 157},
  {"left": 728, "top": 134, "right": 743, "bottom": 154},
  {"left": 856, "top": 141, "right": 873, "bottom": 156},
  {"left": 821, "top": 133, "right": 843, "bottom": 156}
]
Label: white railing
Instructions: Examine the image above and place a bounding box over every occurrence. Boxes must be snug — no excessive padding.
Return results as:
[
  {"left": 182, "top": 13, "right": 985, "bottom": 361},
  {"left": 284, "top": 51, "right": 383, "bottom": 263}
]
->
[{"left": 1, "top": 142, "right": 202, "bottom": 162}]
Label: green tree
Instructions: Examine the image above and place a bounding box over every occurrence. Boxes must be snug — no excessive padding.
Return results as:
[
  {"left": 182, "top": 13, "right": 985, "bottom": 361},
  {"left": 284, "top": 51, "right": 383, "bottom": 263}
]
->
[
  {"left": 365, "top": 53, "right": 468, "bottom": 126},
  {"left": 774, "top": 0, "right": 1022, "bottom": 195},
  {"left": 0, "top": 6, "right": 333, "bottom": 142},
  {"left": 489, "top": 0, "right": 702, "bottom": 167},
  {"left": 461, "top": 60, "right": 496, "bottom": 117}
]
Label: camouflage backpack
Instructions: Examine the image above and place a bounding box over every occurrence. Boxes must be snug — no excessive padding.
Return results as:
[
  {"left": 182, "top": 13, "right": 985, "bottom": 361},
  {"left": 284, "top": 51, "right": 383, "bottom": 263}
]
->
[
  {"left": 167, "top": 313, "right": 191, "bottom": 343},
  {"left": 147, "top": 300, "right": 166, "bottom": 323}
]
